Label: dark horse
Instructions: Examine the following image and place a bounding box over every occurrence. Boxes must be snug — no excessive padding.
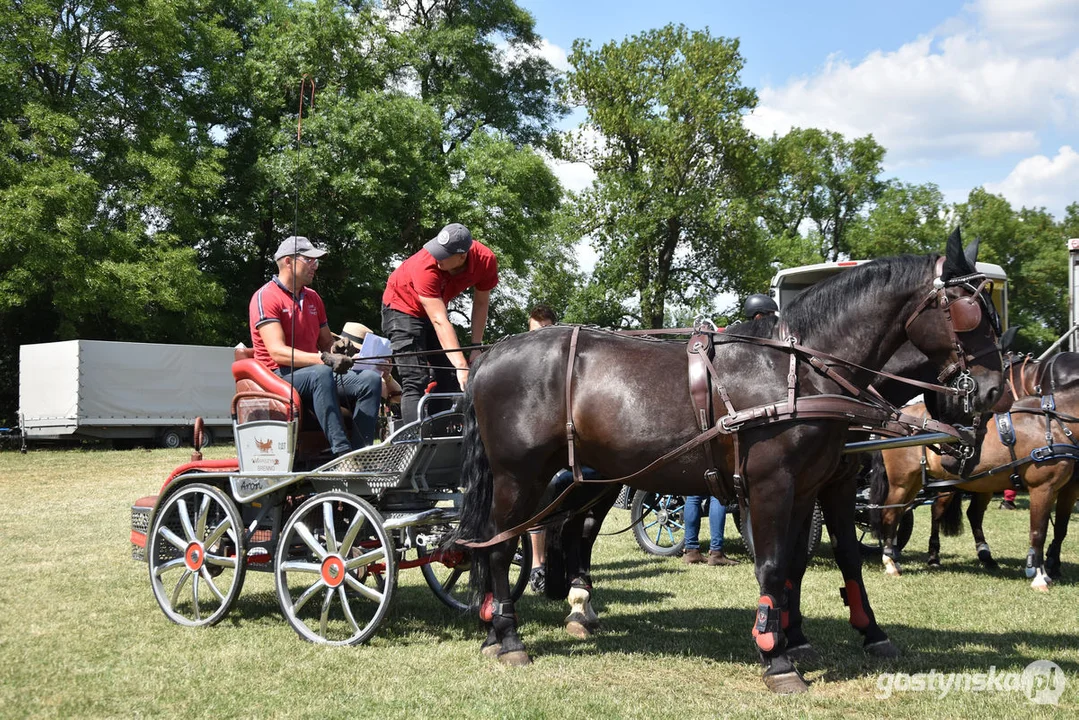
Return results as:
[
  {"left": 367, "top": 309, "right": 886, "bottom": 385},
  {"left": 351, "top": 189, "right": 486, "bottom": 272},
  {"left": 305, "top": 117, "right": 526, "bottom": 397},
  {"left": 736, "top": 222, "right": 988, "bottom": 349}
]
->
[{"left": 452, "top": 230, "right": 1005, "bottom": 693}]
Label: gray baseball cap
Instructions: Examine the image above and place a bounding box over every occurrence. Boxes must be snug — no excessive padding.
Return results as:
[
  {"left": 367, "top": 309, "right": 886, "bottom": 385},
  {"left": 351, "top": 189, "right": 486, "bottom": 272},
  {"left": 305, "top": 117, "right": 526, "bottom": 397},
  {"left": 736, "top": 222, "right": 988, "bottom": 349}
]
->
[
  {"left": 274, "top": 236, "right": 327, "bottom": 261},
  {"left": 423, "top": 223, "right": 473, "bottom": 261}
]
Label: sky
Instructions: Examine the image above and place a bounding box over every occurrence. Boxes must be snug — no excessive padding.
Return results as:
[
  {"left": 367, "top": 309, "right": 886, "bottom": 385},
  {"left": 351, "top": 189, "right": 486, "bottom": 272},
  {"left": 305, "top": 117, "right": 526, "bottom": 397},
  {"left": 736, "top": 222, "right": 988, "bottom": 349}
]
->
[{"left": 521, "top": 0, "right": 1079, "bottom": 223}]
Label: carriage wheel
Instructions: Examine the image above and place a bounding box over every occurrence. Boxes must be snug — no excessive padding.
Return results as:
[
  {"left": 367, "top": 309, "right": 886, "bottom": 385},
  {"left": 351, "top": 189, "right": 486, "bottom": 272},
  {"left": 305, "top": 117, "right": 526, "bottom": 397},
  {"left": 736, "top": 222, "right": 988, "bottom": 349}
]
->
[
  {"left": 419, "top": 528, "right": 531, "bottom": 612},
  {"left": 147, "top": 482, "right": 246, "bottom": 627},
  {"left": 855, "top": 508, "right": 914, "bottom": 558},
  {"left": 274, "top": 491, "right": 396, "bottom": 645},
  {"left": 733, "top": 502, "right": 825, "bottom": 562},
  {"left": 631, "top": 491, "right": 687, "bottom": 556}
]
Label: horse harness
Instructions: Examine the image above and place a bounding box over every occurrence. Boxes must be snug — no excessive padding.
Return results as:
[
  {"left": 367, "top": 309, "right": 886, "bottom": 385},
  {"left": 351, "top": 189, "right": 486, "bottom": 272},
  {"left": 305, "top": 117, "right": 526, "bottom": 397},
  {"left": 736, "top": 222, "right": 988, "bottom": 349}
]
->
[{"left": 464, "top": 287, "right": 994, "bottom": 549}]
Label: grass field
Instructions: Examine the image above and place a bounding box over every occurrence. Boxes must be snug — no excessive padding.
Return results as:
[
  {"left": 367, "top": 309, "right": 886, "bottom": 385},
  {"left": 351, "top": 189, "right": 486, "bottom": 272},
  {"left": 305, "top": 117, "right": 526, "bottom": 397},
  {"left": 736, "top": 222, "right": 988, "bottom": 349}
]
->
[{"left": 1, "top": 446, "right": 1076, "bottom": 719}]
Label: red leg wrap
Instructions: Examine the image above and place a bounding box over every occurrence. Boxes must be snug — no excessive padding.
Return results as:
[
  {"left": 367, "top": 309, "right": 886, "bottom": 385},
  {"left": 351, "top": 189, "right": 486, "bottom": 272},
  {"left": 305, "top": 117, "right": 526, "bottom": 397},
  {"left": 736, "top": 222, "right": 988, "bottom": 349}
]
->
[
  {"left": 752, "top": 595, "right": 779, "bottom": 652},
  {"left": 479, "top": 592, "right": 494, "bottom": 623},
  {"left": 844, "top": 580, "right": 870, "bottom": 629}
]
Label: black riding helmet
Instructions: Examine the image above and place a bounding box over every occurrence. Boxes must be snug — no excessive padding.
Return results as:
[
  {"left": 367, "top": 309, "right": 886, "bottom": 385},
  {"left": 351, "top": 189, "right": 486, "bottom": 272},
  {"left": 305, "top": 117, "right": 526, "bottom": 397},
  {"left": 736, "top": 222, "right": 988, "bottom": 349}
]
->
[{"left": 743, "top": 293, "right": 778, "bottom": 319}]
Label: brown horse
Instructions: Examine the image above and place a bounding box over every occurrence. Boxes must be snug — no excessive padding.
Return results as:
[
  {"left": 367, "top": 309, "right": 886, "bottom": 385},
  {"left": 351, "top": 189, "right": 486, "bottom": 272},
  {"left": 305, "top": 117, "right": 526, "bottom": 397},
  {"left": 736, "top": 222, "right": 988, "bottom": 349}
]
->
[
  {"left": 871, "top": 391, "right": 1079, "bottom": 589},
  {"left": 451, "top": 230, "right": 1005, "bottom": 693}
]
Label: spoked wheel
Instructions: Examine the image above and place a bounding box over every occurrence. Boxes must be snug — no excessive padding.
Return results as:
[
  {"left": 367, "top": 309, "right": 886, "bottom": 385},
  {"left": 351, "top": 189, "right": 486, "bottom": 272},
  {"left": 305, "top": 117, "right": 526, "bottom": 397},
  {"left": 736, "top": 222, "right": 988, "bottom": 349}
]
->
[
  {"left": 419, "top": 528, "right": 531, "bottom": 611},
  {"left": 274, "top": 492, "right": 396, "bottom": 645},
  {"left": 733, "top": 502, "right": 825, "bottom": 562},
  {"left": 147, "top": 482, "right": 246, "bottom": 627},
  {"left": 855, "top": 508, "right": 914, "bottom": 557},
  {"left": 631, "top": 491, "right": 687, "bottom": 557}
]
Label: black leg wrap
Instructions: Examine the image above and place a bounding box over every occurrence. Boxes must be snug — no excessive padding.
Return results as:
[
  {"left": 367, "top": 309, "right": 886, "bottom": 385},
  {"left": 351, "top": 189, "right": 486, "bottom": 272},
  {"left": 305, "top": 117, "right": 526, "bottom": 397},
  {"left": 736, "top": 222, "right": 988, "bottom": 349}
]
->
[
  {"left": 570, "top": 574, "right": 593, "bottom": 592},
  {"left": 491, "top": 608, "right": 525, "bottom": 654}
]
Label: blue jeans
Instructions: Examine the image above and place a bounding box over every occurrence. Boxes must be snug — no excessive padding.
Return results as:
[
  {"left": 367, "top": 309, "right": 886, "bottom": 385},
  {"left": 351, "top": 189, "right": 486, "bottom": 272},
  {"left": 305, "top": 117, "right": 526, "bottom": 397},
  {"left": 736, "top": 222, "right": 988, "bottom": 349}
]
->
[
  {"left": 276, "top": 365, "right": 352, "bottom": 455},
  {"left": 340, "top": 368, "right": 383, "bottom": 447},
  {"left": 684, "top": 495, "right": 727, "bottom": 552}
]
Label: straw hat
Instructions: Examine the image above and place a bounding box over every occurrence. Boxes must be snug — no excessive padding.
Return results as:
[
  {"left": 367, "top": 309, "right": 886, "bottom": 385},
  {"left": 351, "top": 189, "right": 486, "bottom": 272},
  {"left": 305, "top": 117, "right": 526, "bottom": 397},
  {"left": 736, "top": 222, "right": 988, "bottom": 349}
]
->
[{"left": 333, "top": 322, "right": 373, "bottom": 353}]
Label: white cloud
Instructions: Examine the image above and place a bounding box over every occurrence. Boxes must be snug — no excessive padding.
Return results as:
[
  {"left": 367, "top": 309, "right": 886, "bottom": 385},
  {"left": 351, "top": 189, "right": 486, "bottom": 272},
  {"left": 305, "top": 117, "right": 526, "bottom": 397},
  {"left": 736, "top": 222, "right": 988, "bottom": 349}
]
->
[
  {"left": 549, "top": 159, "right": 596, "bottom": 194},
  {"left": 984, "top": 145, "right": 1079, "bottom": 215},
  {"left": 535, "top": 38, "right": 571, "bottom": 73},
  {"left": 972, "top": 0, "right": 1079, "bottom": 53},
  {"left": 745, "top": 14, "right": 1079, "bottom": 168},
  {"left": 501, "top": 37, "right": 571, "bottom": 73}
]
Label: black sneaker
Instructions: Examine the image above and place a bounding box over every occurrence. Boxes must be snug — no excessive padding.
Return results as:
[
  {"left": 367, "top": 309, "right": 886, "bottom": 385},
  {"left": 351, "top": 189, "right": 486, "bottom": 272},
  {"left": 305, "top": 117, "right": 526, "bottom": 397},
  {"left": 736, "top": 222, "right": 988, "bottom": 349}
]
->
[{"left": 529, "top": 565, "right": 546, "bottom": 593}]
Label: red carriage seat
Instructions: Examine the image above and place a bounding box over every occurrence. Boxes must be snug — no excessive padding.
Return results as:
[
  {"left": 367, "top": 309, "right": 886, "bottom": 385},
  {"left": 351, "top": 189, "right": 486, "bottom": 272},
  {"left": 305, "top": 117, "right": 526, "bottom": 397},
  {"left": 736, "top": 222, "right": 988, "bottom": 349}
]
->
[{"left": 231, "top": 347, "right": 352, "bottom": 459}]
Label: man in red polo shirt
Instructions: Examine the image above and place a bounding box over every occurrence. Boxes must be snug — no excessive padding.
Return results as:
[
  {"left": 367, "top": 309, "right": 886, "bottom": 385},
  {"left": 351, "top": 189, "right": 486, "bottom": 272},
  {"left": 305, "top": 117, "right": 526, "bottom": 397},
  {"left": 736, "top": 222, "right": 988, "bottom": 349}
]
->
[
  {"left": 249, "top": 236, "right": 382, "bottom": 455},
  {"left": 382, "top": 223, "right": 498, "bottom": 424}
]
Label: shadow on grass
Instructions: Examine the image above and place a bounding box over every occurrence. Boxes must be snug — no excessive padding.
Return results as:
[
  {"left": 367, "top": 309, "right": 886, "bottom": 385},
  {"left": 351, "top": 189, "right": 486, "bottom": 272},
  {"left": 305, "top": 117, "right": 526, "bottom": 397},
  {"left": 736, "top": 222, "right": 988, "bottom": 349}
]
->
[
  {"left": 517, "top": 606, "right": 1079, "bottom": 681},
  {"left": 199, "top": 576, "right": 1078, "bottom": 687}
]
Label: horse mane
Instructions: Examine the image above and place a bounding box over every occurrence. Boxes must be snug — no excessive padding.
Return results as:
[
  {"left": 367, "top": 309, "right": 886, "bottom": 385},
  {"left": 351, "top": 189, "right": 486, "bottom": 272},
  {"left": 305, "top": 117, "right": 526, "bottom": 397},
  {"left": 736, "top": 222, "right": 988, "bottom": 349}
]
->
[
  {"left": 781, "top": 254, "right": 936, "bottom": 341},
  {"left": 725, "top": 315, "right": 779, "bottom": 339}
]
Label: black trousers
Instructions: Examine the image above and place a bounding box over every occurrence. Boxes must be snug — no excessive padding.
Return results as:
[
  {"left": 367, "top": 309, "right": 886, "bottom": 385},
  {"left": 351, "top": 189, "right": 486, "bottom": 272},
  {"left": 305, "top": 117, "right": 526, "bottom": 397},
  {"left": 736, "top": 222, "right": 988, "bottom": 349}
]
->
[{"left": 381, "top": 306, "right": 460, "bottom": 424}]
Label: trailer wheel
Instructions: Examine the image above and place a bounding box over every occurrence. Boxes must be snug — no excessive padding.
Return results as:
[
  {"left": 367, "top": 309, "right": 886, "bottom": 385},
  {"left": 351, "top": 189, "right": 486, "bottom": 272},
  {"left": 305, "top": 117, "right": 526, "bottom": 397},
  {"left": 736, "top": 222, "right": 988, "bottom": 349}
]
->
[
  {"left": 198, "top": 427, "right": 214, "bottom": 448},
  {"left": 160, "top": 428, "right": 184, "bottom": 449},
  {"left": 147, "top": 482, "right": 246, "bottom": 627},
  {"left": 275, "top": 491, "right": 396, "bottom": 645}
]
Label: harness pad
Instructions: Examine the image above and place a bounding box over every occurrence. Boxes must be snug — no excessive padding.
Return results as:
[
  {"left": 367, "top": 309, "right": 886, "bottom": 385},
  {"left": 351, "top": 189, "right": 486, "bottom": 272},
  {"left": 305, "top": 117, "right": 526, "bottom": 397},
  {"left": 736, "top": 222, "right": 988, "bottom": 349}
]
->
[{"left": 996, "top": 412, "right": 1016, "bottom": 448}]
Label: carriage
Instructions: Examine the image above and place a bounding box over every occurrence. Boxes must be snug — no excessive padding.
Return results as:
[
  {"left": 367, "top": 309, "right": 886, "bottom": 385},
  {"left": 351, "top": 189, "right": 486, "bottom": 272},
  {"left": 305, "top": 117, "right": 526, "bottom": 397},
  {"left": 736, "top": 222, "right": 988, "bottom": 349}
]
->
[{"left": 129, "top": 349, "right": 530, "bottom": 645}]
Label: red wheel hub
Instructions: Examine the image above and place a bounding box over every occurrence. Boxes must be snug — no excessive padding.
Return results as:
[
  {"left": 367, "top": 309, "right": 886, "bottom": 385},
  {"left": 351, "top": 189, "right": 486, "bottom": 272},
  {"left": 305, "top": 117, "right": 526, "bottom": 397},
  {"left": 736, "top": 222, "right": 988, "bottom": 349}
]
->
[
  {"left": 184, "top": 541, "right": 205, "bottom": 571},
  {"left": 321, "top": 555, "right": 347, "bottom": 588}
]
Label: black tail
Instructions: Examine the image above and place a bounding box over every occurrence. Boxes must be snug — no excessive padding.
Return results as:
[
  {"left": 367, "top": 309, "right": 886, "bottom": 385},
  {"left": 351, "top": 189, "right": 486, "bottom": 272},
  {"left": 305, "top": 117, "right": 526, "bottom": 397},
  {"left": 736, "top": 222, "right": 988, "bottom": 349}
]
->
[
  {"left": 866, "top": 451, "right": 888, "bottom": 537},
  {"left": 938, "top": 492, "right": 964, "bottom": 536},
  {"left": 446, "top": 388, "right": 493, "bottom": 602}
]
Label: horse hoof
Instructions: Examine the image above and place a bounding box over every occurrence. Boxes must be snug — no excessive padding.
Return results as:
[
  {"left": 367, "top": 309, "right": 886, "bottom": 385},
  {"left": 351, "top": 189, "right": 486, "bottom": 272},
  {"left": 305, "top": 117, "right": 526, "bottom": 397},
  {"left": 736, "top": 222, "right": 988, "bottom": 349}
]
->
[
  {"left": 926, "top": 561, "right": 942, "bottom": 571},
  {"left": 884, "top": 565, "right": 902, "bottom": 577},
  {"left": 497, "top": 650, "right": 532, "bottom": 666},
  {"left": 981, "top": 559, "right": 999, "bottom": 570},
  {"left": 865, "top": 639, "right": 900, "bottom": 658},
  {"left": 1031, "top": 578, "right": 1051, "bottom": 592},
  {"left": 566, "top": 621, "right": 592, "bottom": 639},
  {"left": 786, "top": 644, "right": 820, "bottom": 663},
  {"left": 480, "top": 642, "right": 502, "bottom": 658},
  {"left": 763, "top": 671, "right": 809, "bottom": 694}
]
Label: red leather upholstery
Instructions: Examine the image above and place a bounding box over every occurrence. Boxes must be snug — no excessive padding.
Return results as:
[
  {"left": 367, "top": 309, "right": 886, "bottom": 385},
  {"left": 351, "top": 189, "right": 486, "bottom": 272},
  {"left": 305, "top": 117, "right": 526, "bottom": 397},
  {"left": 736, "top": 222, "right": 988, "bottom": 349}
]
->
[{"left": 230, "top": 346, "right": 346, "bottom": 458}]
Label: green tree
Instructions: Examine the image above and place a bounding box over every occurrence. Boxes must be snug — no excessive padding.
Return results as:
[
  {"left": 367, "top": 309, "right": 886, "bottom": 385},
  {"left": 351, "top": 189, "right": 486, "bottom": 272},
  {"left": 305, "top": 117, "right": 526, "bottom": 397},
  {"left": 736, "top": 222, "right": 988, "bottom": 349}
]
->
[
  {"left": 381, "top": 0, "right": 566, "bottom": 152},
  {"left": 954, "top": 188, "right": 1068, "bottom": 352},
  {"left": 208, "top": 0, "right": 565, "bottom": 336},
  {"left": 0, "top": 0, "right": 247, "bottom": 421},
  {"left": 560, "top": 24, "right": 764, "bottom": 329},
  {"left": 758, "top": 127, "right": 886, "bottom": 262},
  {"left": 846, "top": 180, "right": 949, "bottom": 258}
]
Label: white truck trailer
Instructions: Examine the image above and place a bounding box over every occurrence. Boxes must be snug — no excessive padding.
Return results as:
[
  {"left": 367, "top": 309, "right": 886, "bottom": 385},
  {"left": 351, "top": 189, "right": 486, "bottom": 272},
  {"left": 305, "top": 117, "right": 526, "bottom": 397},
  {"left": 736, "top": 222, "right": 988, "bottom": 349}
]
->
[{"left": 18, "top": 340, "right": 236, "bottom": 448}]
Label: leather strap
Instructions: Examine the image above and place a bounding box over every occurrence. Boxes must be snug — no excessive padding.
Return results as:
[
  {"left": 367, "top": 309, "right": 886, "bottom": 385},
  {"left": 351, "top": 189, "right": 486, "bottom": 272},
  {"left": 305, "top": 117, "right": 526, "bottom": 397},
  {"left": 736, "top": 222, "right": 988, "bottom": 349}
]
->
[{"left": 565, "top": 325, "right": 583, "bottom": 484}]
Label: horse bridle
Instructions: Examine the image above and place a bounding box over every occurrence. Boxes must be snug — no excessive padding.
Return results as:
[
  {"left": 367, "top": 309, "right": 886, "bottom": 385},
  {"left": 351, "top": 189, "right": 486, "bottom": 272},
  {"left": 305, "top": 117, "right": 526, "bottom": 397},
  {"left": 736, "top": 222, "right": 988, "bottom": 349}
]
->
[{"left": 904, "top": 267, "right": 1002, "bottom": 413}]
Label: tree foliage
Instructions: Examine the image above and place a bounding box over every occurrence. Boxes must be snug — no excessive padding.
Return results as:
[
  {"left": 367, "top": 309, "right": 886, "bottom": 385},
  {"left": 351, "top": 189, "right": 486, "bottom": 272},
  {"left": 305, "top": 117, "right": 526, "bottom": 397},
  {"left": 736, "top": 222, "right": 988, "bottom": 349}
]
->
[
  {"left": 953, "top": 188, "right": 1069, "bottom": 352},
  {"left": 757, "top": 128, "right": 886, "bottom": 262},
  {"left": 560, "top": 24, "right": 765, "bottom": 328}
]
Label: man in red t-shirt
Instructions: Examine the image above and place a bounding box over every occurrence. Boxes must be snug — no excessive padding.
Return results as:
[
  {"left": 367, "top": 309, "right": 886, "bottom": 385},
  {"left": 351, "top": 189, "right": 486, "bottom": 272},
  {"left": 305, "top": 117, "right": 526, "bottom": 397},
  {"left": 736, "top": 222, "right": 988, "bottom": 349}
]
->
[
  {"left": 249, "top": 236, "right": 382, "bottom": 455},
  {"left": 381, "top": 223, "right": 498, "bottom": 424}
]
